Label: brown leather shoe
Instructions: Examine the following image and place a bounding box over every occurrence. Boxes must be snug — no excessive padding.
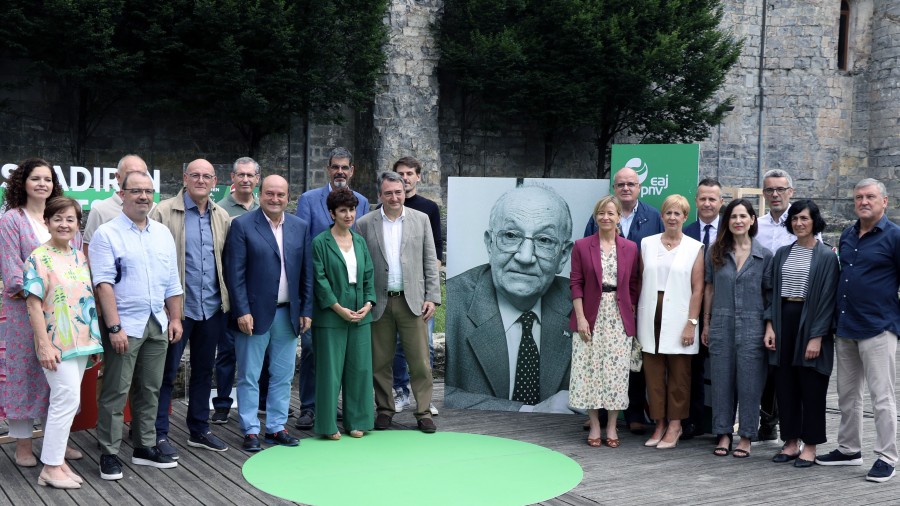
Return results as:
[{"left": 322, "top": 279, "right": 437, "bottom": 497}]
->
[
  {"left": 374, "top": 413, "right": 393, "bottom": 430},
  {"left": 417, "top": 418, "right": 437, "bottom": 434}
]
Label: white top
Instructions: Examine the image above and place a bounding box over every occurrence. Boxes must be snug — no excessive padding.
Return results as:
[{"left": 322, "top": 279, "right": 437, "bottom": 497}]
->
[
  {"left": 637, "top": 233, "right": 703, "bottom": 355},
  {"left": 497, "top": 293, "right": 542, "bottom": 401},
  {"left": 655, "top": 239, "right": 679, "bottom": 287},
  {"left": 25, "top": 211, "right": 51, "bottom": 243},
  {"left": 780, "top": 244, "right": 813, "bottom": 298},
  {"left": 757, "top": 206, "right": 796, "bottom": 254},
  {"left": 341, "top": 244, "right": 357, "bottom": 284},
  {"left": 381, "top": 207, "right": 405, "bottom": 291}
]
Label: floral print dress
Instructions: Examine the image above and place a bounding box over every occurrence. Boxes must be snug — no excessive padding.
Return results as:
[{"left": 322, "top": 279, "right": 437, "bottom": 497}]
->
[{"left": 569, "top": 246, "right": 630, "bottom": 410}]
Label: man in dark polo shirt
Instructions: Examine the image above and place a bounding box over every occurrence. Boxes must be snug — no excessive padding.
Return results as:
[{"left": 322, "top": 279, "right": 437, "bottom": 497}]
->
[
  {"left": 816, "top": 178, "right": 900, "bottom": 483},
  {"left": 391, "top": 156, "right": 442, "bottom": 416}
]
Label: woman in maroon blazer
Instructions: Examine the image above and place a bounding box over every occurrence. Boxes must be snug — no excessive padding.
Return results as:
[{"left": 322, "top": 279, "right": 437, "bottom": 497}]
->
[{"left": 569, "top": 195, "right": 641, "bottom": 448}]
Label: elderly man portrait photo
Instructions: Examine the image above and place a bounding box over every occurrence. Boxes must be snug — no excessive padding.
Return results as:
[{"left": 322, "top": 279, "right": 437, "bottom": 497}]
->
[{"left": 445, "top": 184, "right": 575, "bottom": 412}]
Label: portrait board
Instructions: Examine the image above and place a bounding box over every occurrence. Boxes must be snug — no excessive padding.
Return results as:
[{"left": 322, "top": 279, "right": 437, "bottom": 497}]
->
[{"left": 444, "top": 177, "right": 607, "bottom": 413}]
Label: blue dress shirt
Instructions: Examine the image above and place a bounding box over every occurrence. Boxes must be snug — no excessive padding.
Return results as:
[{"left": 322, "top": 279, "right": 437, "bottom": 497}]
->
[
  {"left": 182, "top": 192, "right": 221, "bottom": 320},
  {"left": 836, "top": 214, "right": 900, "bottom": 339},
  {"left": 89, "top": 214, "right": 183, "bottom": 337}
]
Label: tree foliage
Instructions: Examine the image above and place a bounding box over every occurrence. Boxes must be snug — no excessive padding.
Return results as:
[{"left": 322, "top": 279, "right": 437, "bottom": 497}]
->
[
  {"left": 437, "top": 0, "right": 742, "bottom": 177},
  {"left": 0, "top": 0, "right": 389, "bottom": 159}
]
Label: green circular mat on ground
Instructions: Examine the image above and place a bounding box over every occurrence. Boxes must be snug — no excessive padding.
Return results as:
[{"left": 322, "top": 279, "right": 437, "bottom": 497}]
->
[{"left": 242, "top": 431, "right": 582, "bottom": 505}]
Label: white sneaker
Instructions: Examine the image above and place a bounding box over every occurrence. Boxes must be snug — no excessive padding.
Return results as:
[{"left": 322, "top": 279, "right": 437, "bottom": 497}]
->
[
  {"left": 393, "top": 389, "right": 404, "bottom": 413},
  {"left": 429, "top": 403, "right": 439, "bottom": 416}
]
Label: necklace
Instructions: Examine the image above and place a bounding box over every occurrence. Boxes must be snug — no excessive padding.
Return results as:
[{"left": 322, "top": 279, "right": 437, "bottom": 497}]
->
[{"left": 662, "top": 235, "right": 682, "bottom": 250}]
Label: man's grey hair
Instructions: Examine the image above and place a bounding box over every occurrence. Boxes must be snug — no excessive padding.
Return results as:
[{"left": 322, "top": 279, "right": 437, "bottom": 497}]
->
[
  {"left": 855, "top": 178, "right": 887, "bottom": 198},
  {"left": 116, "top": 154, "right": 143, "bottom": 173},
  {"left": 489, "top": 184, "right": 573, "bottom": 240},
  {"left": 378, "top": 170, "right": 404, "bottom": 191},
  {"left": 328, "top": 147, "right": 353, "bottom": 166},
  {"left": 233, "top": 156, "right": 260, "bottom": 175},
  {"left": 762, "top": 169, "right": 793, "bottom": 188}
]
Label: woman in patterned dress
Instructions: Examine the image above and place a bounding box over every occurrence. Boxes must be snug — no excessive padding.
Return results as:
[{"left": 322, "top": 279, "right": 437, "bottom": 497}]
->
[
  {"left": 569, "top": 196, "right": 640, "bottom": 448},
  {"left": 24, "top": 196, "right": 103, "bottom": 488},
  {"left": 0, "top": 158, "right": 70, "bottom": 467}
]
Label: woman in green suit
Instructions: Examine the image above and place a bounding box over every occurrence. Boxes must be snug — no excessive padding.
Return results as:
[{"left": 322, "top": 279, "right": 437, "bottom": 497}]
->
[{"left": 312, "top": 188, "right": 377, "bottom": 439}]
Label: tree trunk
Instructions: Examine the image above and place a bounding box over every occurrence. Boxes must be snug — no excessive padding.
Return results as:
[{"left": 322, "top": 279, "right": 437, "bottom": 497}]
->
[{"left": 542, "top": 131, "right": 555, "bottom": 178}]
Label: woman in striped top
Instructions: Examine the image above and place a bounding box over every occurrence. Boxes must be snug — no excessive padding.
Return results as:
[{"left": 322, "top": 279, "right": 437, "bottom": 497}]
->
[{"left": 763, "top": 200, "right": 839, "bottom": 467}]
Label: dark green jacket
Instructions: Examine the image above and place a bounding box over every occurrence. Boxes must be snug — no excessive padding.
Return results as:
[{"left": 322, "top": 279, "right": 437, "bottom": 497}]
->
[{"left": 311, "top": 228, "right": 376, "bottom": 328}]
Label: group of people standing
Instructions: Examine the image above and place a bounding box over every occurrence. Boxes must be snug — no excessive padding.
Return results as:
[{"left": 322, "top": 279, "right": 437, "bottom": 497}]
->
[
  {"left": 570, "top": 167, "right": 899, "bottom": 483},
  {"left": 0, "top": 148, "right": 443, "bottom": 489}
]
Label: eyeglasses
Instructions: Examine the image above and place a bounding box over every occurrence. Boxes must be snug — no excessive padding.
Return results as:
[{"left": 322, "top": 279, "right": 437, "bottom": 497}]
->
[
  {"left": 232, "top": 172, "right": 258, "bottom": 179},
  {"left": 492, "top": 230, "right": 562, "bottom": 258},
  {"left": 763, "top": 187, "right": 791, "bottom": 196},
  {"left": 187, "top": 173, "right": 216, "bottom": 181},
  {"left": 329, "top": 164, "right": 351, "bottom": 171},
  {"left": 615, "top": 182, "right": 638, "bottom": 189},
  {"left": 124, "top": 188, "right": 154, "bottom": 196}
]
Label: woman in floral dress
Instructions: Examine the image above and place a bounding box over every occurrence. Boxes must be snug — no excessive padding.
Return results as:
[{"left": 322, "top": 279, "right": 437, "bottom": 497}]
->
[
  {"left": 569, "top": 196, "right": 640, "bottom": 448},
  {"left": 0, "top": 158, "right": 72, "bottom": 467},
  {"left": 24, "top": 196, "right": 102, "bottom": 488}
]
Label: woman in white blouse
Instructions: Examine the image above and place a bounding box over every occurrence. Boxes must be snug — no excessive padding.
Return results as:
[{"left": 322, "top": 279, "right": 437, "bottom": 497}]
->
[{"left": 637, "top": 194, "right": 704, "bottom": 449}]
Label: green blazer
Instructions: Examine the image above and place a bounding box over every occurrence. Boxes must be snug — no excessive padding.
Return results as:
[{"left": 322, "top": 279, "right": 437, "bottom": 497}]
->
[{"left": 312, "top": 228, "right": 376, "bottom": 328}]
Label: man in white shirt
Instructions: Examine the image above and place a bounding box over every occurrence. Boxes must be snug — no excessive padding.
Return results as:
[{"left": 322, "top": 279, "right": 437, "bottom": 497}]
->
[{"left": 756, "top": 169, "right": 798, "bottom": 254}]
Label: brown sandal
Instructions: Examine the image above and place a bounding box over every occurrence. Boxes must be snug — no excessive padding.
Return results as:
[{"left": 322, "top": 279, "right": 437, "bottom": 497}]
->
[
  {"left": 586, "top": 437, "right": 603, "bottom": 447},
  {"left": 349, "top": 430, "right": 364, "bottom": 438},
  {"left": 605, "top": 438, "right": 621, "bottom": 448},
  {"left": 324, "top": 432, "right": 341, "bottom": 441}
]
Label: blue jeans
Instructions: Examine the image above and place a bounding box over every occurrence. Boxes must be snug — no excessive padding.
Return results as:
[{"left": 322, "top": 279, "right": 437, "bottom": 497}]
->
[
  {"left": 235, "top": 307, "right": 297, "bottom": 435},
  {"left": 392, "top": 317, "right": 435, "bottom": 395},
  {"left": 156, "top": 311, "right": 224, "bottom": 438}
]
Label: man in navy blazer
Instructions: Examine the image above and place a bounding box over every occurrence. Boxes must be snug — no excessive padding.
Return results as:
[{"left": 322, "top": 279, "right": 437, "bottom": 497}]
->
[
  {"left": 293, "top": 147, "right": 370, "bottom": 429},
  {"left": 682, "top": 177, "right": 724, "bottom": 439},
  {"left": 583, "top": 167, "right": 664, "bottom": 250},
  {"left": 584, "top": 167, "right": 663, "bottom": 432},
  {"left": 225, "top": 175, "right": 313, "bottom": 452}
]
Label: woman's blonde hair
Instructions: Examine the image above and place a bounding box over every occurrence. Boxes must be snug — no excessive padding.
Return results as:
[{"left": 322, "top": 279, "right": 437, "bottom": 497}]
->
[
  {"left": 660, "top": 194, "right": 690, "bottom": 217},
  {"left": 593, "top": 195, "right": 622, "bottom": 217}
]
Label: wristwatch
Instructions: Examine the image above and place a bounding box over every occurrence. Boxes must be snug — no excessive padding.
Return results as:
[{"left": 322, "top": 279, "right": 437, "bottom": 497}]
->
[
  {"left": 107, "top": 324, "right": 122, "bottom": 334},
  {"left": 688, "top": 318, "right": 699, "bottom": 326}
]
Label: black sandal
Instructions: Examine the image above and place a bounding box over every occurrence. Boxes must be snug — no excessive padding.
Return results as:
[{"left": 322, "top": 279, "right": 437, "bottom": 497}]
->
[
  {"left": 732, "top": 447, "right": 751, "bottom": 458},
  {"left": 713, "top": 434, "right": 733, "bottom": 457}
]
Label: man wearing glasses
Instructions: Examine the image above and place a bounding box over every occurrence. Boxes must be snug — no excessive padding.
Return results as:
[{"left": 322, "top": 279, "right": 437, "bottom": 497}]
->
[
  {"left": 293, "top": 147, "right": 370, "bottom": 430},
  {"left": 445, "top": 185, "right": 575, "bottom": 412},
  {"left": 150, "top": 159, "right": 232, "bottom": 457}
]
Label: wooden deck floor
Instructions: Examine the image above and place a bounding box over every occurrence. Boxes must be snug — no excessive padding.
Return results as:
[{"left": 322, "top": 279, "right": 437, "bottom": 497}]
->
[{"left": 2, "top": 359, "right": 899, "bottom": 506}]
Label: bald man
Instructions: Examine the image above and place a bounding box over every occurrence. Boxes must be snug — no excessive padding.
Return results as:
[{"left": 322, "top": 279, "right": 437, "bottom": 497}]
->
[
  {"left": 83, "top": 154, "right": 153, "bottom": 256},
  {"left": 150, "top": 159, "right": 232, "bottom": 457},
  {"left": 224, "top": 175, "right": 313, "bottom": 451},
  {"left": 445, "top": 185, "right": 575, "bottom": 412}
]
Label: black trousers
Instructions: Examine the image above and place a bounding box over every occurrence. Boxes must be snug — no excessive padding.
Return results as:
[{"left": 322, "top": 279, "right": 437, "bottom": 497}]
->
[{"left": 774, "top": 300, "right": 830, "bottom": 444}]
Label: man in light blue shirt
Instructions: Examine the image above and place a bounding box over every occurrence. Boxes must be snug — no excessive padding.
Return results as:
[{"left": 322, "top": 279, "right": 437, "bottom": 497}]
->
[{"left": 91, "top": 171, "right": 183, "bottom": 481}]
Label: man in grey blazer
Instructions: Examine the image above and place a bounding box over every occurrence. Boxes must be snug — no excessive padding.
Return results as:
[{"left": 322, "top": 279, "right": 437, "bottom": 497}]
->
[
  {"left": 355, "top": 171, "right": 441, "bottom": 433},
  {"left": 445, "top": 185, "right": 574, "bottom": 412}
]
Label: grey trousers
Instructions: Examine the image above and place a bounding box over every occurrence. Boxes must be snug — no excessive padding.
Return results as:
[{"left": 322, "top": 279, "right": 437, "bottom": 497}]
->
[
  {"left": 97, "top": 317, "right": 168, "bottom": 455},
  {"left": 835, "top": 332, "right": 898, "bottom": 465},
  {"left": 708, "top": 319, "right": 767, "bottom": 438}
]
